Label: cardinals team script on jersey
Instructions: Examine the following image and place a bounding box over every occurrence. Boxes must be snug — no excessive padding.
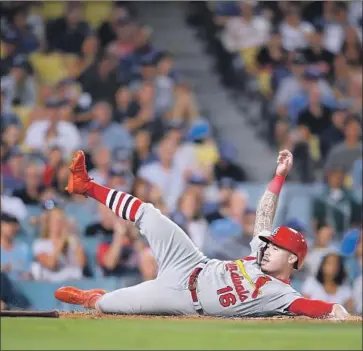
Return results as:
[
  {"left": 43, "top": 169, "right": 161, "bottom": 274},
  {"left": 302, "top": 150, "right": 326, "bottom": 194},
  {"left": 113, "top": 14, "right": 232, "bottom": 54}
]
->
[{"left": 195, "top": 233, "right": 301, "bottom": 317}]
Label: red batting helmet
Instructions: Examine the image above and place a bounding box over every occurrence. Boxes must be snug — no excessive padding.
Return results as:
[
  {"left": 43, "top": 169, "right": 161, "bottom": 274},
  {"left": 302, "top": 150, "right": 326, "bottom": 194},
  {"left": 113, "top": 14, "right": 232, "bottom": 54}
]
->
[{"left": 259, "top": 226, "right": 308, "bottom": 269}]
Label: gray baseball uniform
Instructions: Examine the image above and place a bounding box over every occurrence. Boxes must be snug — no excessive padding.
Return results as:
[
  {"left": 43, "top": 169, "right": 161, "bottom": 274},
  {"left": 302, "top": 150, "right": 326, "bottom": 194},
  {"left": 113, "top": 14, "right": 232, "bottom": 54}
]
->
[{"left": 96, "top": 203, "right": 301, "bottom": 316}]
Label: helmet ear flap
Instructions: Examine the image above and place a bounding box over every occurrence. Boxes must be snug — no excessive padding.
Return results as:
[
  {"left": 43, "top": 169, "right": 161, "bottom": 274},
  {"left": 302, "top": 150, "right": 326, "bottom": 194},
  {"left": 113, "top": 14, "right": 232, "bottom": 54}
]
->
[{"left": 257, "top": 244, "right": 268, "bottom": 266}]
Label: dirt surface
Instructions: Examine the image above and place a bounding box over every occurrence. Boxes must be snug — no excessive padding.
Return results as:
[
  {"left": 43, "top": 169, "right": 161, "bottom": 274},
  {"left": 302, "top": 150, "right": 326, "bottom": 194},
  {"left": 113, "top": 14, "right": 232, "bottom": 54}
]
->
[{"left": 60, "top": 311, "right": 362, "bottom": 323}]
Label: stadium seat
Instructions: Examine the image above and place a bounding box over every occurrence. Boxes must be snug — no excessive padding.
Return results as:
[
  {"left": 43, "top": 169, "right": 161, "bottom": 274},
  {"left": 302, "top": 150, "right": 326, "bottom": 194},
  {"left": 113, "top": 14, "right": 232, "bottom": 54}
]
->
[
  {"left": 84, "top": 2, "right": 112, "bottom": 29},
  {"left": 285, "top": 195, "right": 313, "bottom": 235},
  {"left": 29, "top": 52, "right": 69, "bottom": 85},
  {"left": 41, "top": 2, "right": 65, "bottom": 20}
]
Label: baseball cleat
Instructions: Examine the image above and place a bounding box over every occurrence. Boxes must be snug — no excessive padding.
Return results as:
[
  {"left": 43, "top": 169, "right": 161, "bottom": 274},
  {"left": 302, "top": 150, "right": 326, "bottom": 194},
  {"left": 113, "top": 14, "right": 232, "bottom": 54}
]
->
[
  {"left": 66, "top": 150, "right": 92, "bottom": 196},
  {"left": 54, "top": 287, "right": 106, "bottom": 308}
]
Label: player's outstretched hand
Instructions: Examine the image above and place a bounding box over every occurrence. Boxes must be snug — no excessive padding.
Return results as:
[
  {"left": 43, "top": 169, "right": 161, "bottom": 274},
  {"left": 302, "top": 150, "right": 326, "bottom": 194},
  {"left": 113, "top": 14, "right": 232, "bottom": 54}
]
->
[
  {"left": 330, "top": 304, "right": 350, "bottom": 320},
  {"left": 275, "top": 149, "right": 293, "bottom": 177}
]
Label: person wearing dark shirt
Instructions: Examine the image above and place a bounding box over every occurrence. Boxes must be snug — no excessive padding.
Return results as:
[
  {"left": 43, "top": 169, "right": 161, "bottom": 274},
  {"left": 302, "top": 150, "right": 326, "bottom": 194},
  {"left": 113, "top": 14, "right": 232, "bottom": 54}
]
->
[
  {"left": 45, "top": 2, "right": 91, "bottom": 55},
  {"left": 78, "top": 53, "right": 120, "bottom": 105},
  {"left": 0, "top": 30, "right": 20, "bottom": 77},
  {"left": 12, "top": 163, "right": 43, "bottom": 205},
  {"left": 320, "top": 106, "right": 347, "bottom": 160},
  {"left": 297, "top": 104, "right": 333, "bottom": 136},
  {"left": 97, "top": 4, "right": 131, "bottom": 49},
  {"left": 8, "top": 7, "right": 39, "bottom": 54},
  {"left": 301, "top": 26, "right": 335, "bottom": 78},
  {"left": 256, "top": 30, "right": 288, "bottom": 69},
  {"left": 113, "top": 86, "right": 140, "bottom": 123}
]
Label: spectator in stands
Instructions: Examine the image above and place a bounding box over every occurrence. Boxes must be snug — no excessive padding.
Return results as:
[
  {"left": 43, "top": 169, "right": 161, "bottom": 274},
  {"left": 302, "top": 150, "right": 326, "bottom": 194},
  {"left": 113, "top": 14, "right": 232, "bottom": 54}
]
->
[
  {"left": 324, "top": 115, "right": 362, "bottom": 175},
  {"left": 0, "top": 30, "right": 20, "bottom": 77},
  {"left": 96, "top": 218, "right": 139, "bottom": 277},
  {"left": 0, "top": 179, "right": 27, "bottom": 222},
  {"left": 1, "top": 56, "right": 36, "bottom": 112},
  {"left": 0, "top": 213, "right": 31, "bottom": 280},
  {"left": 304, "top": 225, "right": 339, "bottom": 277},
  {"left": 51, "top": 162, "right": 72, "bottom": 199},
  {"left": 214, "top": 142, "right": 247, "bottom": 183},
  {"left": 313, "top": 168, "right": 361, "bottom": 236},
  {"left": 31, "top": 200, "right": 86, "bottom": 282},
  {"left": 85, "top": 203, "right": 114, "bottom": 238},
  {"left": 113, "top": 86, "right": 139, "bottom": 124},
  {"left": 170, "top": 188, "right": 209, "bottom": 249},
  {"left": 131, "top": 127, "right": 153, "bottom": 175},
  {"left": 45, "top": 2, "right": 91, "bottom": 55},
  {"left": 107, "top": 165, "right": 133, "bottom": 193},
  {"left": 123, "top": 82, "right": 155, "bottom": 135},
  {"left": 1, "top": 121, "right": 22, "bottom": 153},
  {"left": 8, "top": 6, "right": 39, "bottom": 54},
  {"left": 137, "top": 136, "right": 178, "bottom": 210},
  {"left": 221, "top": 0, "right": 270, "bottom": 73},
  {"left": 274, "top": 55, "right": 335, "bottom": 119},
  {"left": 279, "top": 3, "right": 314, "bottom": 52},
  {"left": 302, "top": 253, "right": 353, "bottom": 313},
  {"left": 97, "top": 3, "right": 130, "bottom": 49},
  {"left": 347, "top": 68, "right": 362, "bottom": 118},
  {"left": 205, "top": 208, "right": 256, "bottom": 261},
  {"left": 301, "top": 24, "right": 335, "bottom": 78},
  {"left": 13, "top": 162, "right": 43, "bottom": 205},
  {"left": 324, "top": 2, "right": 350, "bottom": 55},
  {"left": 1, "top": 147, "right": 25, "bottom": 194},
  {"left": 297, "top": 84, "right": 333, "bottom": 137},
  {"left": 0, "top": 271, "right": 30, "bottom": 310},
  {"left": 106, "top": 18, "right": 138, "bottom": 61},
  {"left": 93, "top": 208, "right": 157, "bottom": 281},
  {"left": 319, "top": 104, "right": 347, "bottom": 160},
  {"left": 78, "top": 53, "right": 119, "bottom": 105},
  {"left": 89, "top": 101, "right": 133, "bottom": 152},
  {"left": 24, "top": 98, "right": 82, "bottom": 158},
  {"left": 256, "top": 29, "right": 288, "bottom": 97},
  {"left": 88, "top": 146, "right": 111, "bottom": 186},
  {"left": 287, "top": 68, "right": 336, "bottom": 124},
  {"left": 70, "top": 34, "right": 99, "bottom": 79},
  {"left": 341, "top": 25, "right": 362, "bottom": 65}
]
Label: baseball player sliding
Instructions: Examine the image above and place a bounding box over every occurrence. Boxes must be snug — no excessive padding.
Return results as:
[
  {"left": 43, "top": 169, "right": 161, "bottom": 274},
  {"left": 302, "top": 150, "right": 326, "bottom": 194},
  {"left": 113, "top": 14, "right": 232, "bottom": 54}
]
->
[{"left": 55, "top": 150, "right": 349, "bottom": 320}]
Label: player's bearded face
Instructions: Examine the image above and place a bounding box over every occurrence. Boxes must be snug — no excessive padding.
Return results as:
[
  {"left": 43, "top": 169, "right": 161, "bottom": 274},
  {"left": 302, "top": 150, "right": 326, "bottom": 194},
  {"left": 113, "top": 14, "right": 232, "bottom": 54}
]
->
[{"left": 260, "top": 243, "right": 291, "bottom": 274}]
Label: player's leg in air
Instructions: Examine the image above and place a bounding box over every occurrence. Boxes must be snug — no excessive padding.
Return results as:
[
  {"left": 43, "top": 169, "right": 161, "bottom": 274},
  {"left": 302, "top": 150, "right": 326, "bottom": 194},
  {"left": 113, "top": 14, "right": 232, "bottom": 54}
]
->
[{"left": 55, "top": 151, "right": 207, "bottom": 315}]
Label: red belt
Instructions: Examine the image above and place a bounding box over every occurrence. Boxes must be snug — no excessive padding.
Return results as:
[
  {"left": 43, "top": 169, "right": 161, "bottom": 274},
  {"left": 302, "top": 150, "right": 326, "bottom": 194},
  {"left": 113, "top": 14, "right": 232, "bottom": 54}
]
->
[{"left": 188, "top": 266, "right": 204, "bottom": 315}]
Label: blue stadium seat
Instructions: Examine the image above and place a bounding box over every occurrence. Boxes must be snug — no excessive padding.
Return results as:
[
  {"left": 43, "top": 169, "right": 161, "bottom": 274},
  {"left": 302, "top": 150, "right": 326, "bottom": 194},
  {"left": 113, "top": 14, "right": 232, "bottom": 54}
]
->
[{"left": 285, "top": 195, "right": 313, "bottom": 235}]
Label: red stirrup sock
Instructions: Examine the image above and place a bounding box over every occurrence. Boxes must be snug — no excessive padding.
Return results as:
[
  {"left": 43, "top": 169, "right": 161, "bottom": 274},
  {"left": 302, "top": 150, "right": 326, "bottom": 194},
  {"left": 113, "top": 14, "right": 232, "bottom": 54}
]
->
[{"left": 87, "top": 182, "right": 143, "bottom": 222}]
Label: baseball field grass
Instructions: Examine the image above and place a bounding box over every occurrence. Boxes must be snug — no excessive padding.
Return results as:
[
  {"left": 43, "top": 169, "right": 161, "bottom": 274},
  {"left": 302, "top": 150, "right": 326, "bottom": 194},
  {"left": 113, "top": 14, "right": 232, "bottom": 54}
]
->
[{"left": 1, "top": 314, "right": 362, "bottom": 350}]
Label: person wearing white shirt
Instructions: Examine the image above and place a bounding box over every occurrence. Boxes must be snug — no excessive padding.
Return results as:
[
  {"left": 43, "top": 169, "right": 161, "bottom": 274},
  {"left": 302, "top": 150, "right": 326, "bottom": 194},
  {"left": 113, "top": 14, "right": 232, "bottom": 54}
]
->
[
  {"left": 137, "top": 136, "right": 178, "bottom": 211},
  {"left": 302, "top": 253, "right": 353, "bottom": 313},
  {"left": 279, "top": 4, "right": 314, "bottom": 52},
  {"left": 222, "top": 1, "right": 270, "bottom": 52},
  {"left": 323, "top": 2, "right": 350, "bottom": 54}
]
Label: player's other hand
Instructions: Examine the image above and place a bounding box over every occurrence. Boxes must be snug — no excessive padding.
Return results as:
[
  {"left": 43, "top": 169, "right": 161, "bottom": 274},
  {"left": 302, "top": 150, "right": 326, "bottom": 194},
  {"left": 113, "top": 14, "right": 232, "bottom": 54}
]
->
[
  {"left": 275, "top": 149, "right": 293, "bottom": 177},
  {"left": 330, "top": 304, "right": 350, "bottom": 320}
]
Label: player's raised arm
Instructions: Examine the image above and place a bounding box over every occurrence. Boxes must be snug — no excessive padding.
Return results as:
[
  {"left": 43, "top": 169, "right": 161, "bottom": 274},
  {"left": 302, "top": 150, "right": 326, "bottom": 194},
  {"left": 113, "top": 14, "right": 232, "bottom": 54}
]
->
[{"left": 253, "top": 150, "right": 293, "bottom": 237}]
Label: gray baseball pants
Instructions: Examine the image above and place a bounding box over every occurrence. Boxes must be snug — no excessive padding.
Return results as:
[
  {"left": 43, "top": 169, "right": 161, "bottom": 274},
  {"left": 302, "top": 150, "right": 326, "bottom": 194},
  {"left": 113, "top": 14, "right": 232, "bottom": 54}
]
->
[{"left": 96, "top": 203, "right": 207, "bottom": 315}]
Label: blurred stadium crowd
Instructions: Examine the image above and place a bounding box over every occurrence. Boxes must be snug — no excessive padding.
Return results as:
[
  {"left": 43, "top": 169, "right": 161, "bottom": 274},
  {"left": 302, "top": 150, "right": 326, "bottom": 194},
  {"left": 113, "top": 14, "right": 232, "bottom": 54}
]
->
[{"left": 0, "top": 1, "right": 362, "bottom": 315}]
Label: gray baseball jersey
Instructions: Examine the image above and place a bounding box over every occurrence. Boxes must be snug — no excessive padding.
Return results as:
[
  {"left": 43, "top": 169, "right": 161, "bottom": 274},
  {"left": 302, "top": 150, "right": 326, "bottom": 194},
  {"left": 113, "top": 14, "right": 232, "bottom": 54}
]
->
[{"left": 96, "top": 203, "right": 301, "bottom": 317}]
